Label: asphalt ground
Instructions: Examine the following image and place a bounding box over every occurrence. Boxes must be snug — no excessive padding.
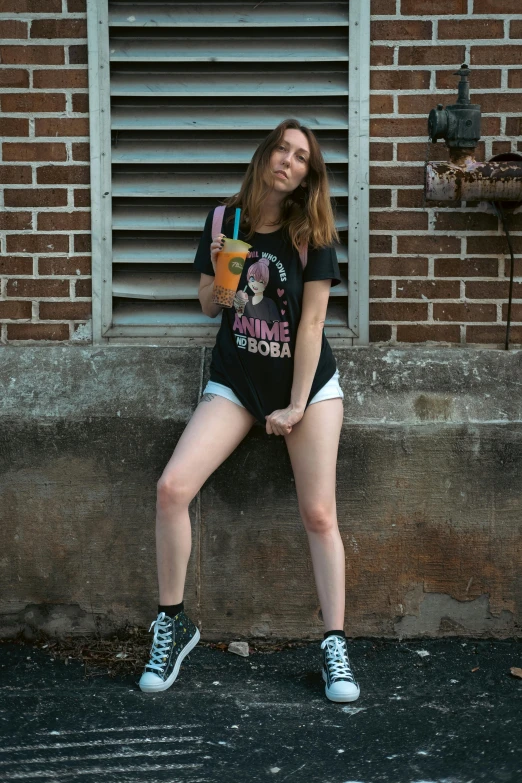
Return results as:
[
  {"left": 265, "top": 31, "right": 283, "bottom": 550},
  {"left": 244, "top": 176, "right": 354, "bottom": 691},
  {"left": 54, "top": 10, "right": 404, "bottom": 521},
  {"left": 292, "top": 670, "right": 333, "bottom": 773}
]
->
[{"left": 0, "top": 635, "right": 521, "bottom": 783}]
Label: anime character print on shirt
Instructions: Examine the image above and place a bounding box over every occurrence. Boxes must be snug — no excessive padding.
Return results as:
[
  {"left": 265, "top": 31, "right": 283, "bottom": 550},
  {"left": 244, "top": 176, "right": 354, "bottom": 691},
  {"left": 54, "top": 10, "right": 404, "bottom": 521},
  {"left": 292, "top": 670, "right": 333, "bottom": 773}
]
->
[{"left": 232, "top": 252, "right": 292, "bottom": 358}]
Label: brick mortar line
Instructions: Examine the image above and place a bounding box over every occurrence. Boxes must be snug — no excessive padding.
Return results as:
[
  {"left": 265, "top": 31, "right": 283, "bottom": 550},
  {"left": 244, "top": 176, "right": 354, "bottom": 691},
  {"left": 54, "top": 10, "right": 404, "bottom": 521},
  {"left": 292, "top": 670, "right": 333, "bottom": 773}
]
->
[
  {"left": 371, "top": 324, "right": 520, "bottom": 327},
  {"left": 1, "top": 320, "right": 91, "bottom": 323},
  {"left": 0, "top": 13, "right": 86, "bottom": 18},
  {"left": 372, "top": 35, "right": 522, "bottom": 40},
  {"left": 367, "top": 161, "right": 515, "bottom": 165},
  {"left": 369, "top": 64, "right": 522, "bottom": 67},
  {"left": 1, "top": 162, "right": 86, "bottom": 167},
  {"left": 1, "top": 165, "right": 91, "bottom": 168},
  {"left": 374, "top": 104, "right": 520, "bottom": 110},
  {"left": 2, "top": 219, "right": 91, "bottom": 224},
  {"left": 370, "top": 112, "right": 522, "bottom": 117},
  {"left": 376, "top": 253, "right": 515, "bottom": 255},
  {"left": 371, "top": 321, "right": 513, "bottom": 325},
  {"left": 2, "top": 38, "right": 88, "bottom": 43},
  {"left": 0, "top": 66, "right": 88, "bottom": 69},
  {"left": 2, "top": 115, "right": 90, "bottom": 119},
  {"left": 0, "top": 277, "right": 92, "bottom": 284},
  {"left": 2, "top": 297, "right": 92, "bottom": 301},
  {"left": 0, "top": 63, "right": 89, "bottom": 66},
  {"left": 369, "top": 88, "right": 522, "bottom": 92},
  {"left": 371, "top": 296, "right": 522, "bottom": 301},
  {"left": 374, "top": 281, "right": 516, "bottom": 286},
  {"left": 1, "top": 213, "right": 91, "bottom": 217},
  {"left": 368, "top": 230, "right": 522, "bottom": 234},
  {"left": 1, "top": 138, "right": 90, "bottom": 142},
  {"left": 1, "top": 230, "right": 91, "bottom": 234},
  {"left": 374, "top": 35, "right": 522, "bottom": 40},
  {"left": 370, "top": 15, "right": 522, "bottom": 19},
  {"left": 374, "top": 39, "right": 521, "bottom": 44},
  {"left": 367, "top": 313, "right": 514, "bottom": 320},
  {"left": 368, "top": 136, "right": 512, "bottom": 140},
  {"left": 0, "top": 89, "right": 89, "bottom": 93}
]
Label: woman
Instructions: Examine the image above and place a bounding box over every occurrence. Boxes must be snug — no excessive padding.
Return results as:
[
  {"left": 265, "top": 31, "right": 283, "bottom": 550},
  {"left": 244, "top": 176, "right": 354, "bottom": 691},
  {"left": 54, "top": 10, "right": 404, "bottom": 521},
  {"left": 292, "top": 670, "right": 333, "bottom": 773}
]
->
[{"left": 139, "top": 119, "right": 360, "bottom": 703}]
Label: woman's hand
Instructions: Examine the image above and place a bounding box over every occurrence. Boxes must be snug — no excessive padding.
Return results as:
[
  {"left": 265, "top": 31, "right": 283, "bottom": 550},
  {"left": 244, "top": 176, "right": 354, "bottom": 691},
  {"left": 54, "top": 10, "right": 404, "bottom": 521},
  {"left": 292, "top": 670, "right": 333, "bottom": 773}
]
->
[
  {"left": 210, "top": 233, "right": 226, "bottom": 273},
  {"left": 265, "top": 404, "right": 304, "bottom": 436}
]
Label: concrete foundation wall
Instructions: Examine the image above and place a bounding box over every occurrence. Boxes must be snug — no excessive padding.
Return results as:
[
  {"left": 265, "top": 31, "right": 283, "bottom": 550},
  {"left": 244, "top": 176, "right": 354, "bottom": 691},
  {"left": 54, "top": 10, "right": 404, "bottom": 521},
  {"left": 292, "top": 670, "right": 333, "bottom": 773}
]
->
[{"left": 1, "top": 346, "right": 521, "bottom": 641}]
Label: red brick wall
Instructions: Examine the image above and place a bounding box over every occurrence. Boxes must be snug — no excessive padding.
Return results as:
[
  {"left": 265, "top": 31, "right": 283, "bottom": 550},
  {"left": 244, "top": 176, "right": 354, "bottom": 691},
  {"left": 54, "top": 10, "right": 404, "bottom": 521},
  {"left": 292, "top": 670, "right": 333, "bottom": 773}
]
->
[
  {"left": 0, "top": 0, "right": 90, "bottom": 344},
  {"left": 0, "top": 1, "right": 521, "bottom": 345},
  {"left": 369, "top": 0, "right": 522, "bottom": 345}
]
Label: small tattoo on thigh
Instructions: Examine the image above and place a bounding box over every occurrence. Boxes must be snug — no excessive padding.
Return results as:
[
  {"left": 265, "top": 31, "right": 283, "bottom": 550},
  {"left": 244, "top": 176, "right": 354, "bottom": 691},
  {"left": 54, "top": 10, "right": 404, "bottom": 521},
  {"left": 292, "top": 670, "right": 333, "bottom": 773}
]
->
[{"left": 200, "top": 393, "right": 217, "bottom": 403}]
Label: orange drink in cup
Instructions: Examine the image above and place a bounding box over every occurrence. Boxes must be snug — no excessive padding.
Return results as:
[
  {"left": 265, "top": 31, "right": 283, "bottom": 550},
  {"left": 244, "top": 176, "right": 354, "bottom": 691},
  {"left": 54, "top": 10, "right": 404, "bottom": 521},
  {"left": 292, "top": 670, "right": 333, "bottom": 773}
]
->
[{"left": 212, "top": 237, "right": 252, "bottom": 308}]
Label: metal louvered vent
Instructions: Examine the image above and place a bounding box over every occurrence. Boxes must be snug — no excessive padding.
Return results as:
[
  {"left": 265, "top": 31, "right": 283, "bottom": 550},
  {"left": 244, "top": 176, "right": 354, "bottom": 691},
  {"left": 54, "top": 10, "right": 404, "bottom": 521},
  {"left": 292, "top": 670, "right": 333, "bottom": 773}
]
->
[{"left": 104, "top": 1, "right": 351, "bottom": 339}]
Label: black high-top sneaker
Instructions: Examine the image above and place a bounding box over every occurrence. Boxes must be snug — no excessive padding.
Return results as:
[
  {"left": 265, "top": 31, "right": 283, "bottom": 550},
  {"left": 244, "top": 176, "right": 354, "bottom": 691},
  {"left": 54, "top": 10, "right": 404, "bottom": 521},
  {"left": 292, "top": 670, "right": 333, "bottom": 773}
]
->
[
  {"left": 139, "top": 610, "right": 200, "bottom": 693},
  {"left": 321, "top": 634, "right": 360, "bottom": 703}
]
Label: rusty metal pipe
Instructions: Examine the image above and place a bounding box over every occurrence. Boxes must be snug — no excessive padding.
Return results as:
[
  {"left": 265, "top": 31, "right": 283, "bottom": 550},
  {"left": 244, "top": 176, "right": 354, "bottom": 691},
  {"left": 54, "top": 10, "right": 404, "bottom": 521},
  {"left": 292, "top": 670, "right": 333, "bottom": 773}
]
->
[{"left": 426, "top": 156, "right": 522, "bottom": 202}]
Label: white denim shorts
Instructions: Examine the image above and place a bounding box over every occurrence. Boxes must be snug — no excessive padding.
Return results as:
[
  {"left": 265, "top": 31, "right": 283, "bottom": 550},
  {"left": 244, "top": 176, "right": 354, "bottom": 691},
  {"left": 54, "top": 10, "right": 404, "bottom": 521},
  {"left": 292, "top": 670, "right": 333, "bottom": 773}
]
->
[{"left": 202, "top": 368, "right": 343, "bottom": 410}]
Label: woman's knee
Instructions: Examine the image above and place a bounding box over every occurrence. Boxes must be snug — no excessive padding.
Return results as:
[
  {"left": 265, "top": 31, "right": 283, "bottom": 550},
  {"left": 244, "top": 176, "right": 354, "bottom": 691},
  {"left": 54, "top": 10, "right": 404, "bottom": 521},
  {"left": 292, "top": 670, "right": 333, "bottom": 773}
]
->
[
  {"left": 157, "top": 472, "right": 196, "bottom": 508},
  {"left": 300, "top": 504, "right": 337, "bottom": 534}
]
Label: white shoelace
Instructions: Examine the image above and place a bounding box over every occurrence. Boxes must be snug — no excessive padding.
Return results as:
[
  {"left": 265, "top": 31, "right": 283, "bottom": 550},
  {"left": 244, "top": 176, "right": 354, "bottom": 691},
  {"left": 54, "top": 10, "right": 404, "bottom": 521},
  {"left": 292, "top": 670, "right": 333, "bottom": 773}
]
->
[
  {"left": 146, "top": 612, "right": 175, "bottom": 673},
  {"left": 321, "top": 635, "right": 356, "bottom": 683}
]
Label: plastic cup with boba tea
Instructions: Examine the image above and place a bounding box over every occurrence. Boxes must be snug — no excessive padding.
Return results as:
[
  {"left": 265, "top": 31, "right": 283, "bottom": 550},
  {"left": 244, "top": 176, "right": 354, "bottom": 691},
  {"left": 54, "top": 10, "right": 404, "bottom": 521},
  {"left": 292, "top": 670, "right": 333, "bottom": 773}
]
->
[{"left": 212, "top": 208, "right": 252, "bottom": 308}]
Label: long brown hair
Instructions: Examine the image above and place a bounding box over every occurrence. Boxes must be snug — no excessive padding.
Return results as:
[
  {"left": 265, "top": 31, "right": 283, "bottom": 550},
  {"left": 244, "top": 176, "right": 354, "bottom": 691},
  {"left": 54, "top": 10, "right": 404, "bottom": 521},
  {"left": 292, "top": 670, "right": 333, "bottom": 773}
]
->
[{"left": 223, "top": 119, "right": 338, "bottom": 254}]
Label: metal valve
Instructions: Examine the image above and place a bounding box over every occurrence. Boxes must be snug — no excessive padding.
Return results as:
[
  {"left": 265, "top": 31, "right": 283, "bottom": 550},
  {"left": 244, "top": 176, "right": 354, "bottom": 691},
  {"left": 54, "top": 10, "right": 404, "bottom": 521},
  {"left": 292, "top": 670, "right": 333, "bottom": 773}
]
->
[{"left": 428, "top": 64, "right": 481, "bottom": 150}]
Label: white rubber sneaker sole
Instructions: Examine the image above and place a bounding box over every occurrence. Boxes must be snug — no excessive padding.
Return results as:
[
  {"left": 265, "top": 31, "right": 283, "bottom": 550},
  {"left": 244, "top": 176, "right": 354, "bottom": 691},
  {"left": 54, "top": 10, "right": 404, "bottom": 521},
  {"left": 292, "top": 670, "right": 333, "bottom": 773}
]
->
[
  {"left": 322, "top": 668, "right": 361, "bottom": 702},
  {"left": 139, "top": 627, "right": 200, "bottom": 693}
]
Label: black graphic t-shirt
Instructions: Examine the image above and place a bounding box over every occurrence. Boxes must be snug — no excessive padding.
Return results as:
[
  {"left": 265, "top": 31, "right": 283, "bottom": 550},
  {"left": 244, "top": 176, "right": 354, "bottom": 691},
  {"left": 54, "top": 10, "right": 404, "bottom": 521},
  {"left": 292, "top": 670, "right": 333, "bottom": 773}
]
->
[{"left": 194, "top": 206, "right": 342, "bottom": 425}]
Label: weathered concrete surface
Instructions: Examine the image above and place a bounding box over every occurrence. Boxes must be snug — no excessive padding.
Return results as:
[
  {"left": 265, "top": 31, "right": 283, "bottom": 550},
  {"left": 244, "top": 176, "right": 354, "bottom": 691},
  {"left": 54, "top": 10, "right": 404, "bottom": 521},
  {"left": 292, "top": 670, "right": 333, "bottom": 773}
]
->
[{"left": 1, "top": 345, "right": 521, "bottom": 640}]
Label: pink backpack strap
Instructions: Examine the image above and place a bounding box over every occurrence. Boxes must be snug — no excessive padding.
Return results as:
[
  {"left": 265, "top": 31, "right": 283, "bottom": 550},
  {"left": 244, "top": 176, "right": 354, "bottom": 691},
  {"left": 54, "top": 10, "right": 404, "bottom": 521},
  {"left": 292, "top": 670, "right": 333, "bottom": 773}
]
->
[
  {"left": 211, "top": 205, "right": 226, "bottom": 239},
  {"left": 298, "top": 243, "right": 308, "bottom": 269}
]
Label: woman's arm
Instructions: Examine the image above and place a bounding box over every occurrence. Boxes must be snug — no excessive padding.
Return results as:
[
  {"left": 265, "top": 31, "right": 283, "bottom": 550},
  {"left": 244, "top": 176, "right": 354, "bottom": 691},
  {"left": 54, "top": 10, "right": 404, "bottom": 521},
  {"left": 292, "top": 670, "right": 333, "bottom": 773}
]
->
[
  {"left": 198, "top": 232, "right": 227, "bottom": 318},
  {"left": 290, "top": 279, "right": 332, "bottom": 411},
  {"left": 198, "top": 274, "right": 222, "bottom": 318}
]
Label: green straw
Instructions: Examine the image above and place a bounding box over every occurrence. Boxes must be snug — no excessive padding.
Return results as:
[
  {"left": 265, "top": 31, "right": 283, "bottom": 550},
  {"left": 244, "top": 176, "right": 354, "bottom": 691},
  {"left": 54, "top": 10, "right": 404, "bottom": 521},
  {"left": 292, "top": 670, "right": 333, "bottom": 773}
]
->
[{"left": 233, "top": 208, "right": 241, "bottom": 239}]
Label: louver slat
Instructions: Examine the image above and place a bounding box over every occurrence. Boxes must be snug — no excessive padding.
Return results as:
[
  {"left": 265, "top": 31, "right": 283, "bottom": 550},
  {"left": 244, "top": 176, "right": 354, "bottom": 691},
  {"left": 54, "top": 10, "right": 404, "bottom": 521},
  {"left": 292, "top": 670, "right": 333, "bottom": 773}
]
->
[
  {"left": 112, "top": 270, "right": 349, "bottom": 300},
  {"left": 111, "top": 139, "right": 349, "bottom": 165},
  {"left": 112, "top": 172, "right": 348, "bottom": 199},
  {"left": 112, "top": 236, "right": 199, "bottom": 264},
  {"left": 110, "top": 38, "right": 348, "bottom": 62},
  {"left": 108, "top": 3, "right": 349, "bottom": 28},
  {"left": 111, "top": 105, "right": 349, "bottom": 132},
  {"left": 111, "top": 299, "right": 349, "bottom": 330},
  {"left": 110, "top": 71, "right": 348, "bottom": 98},
  {"left": 112, "top": 205, "right": 349, "bottom": 232},
  {"left": 112, "top": 236, "right": 349, "bottom": 266},
  {"left": 108, "top": 0, "right": 351, "bottom": 337}
]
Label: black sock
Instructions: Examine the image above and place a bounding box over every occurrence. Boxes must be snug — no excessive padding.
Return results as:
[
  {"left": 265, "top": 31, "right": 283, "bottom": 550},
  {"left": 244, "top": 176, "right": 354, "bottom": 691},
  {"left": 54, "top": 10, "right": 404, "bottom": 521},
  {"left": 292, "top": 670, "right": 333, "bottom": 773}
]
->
[
  {"left": 323, "top": 629, "right": 345, "bottom": 640},
  {"left": 158, "top": 601, "right": 184, "bottom": 618}
]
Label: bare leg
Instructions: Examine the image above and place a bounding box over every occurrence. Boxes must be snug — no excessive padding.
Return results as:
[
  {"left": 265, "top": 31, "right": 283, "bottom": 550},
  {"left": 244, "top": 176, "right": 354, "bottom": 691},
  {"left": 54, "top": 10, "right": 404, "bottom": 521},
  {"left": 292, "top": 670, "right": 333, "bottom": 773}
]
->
[
  {"left": 156, "top": 393, "right": 256, "bottom": 605},
  {"left": 284, "top": 398, "right": 345, "bottom": 631}
]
